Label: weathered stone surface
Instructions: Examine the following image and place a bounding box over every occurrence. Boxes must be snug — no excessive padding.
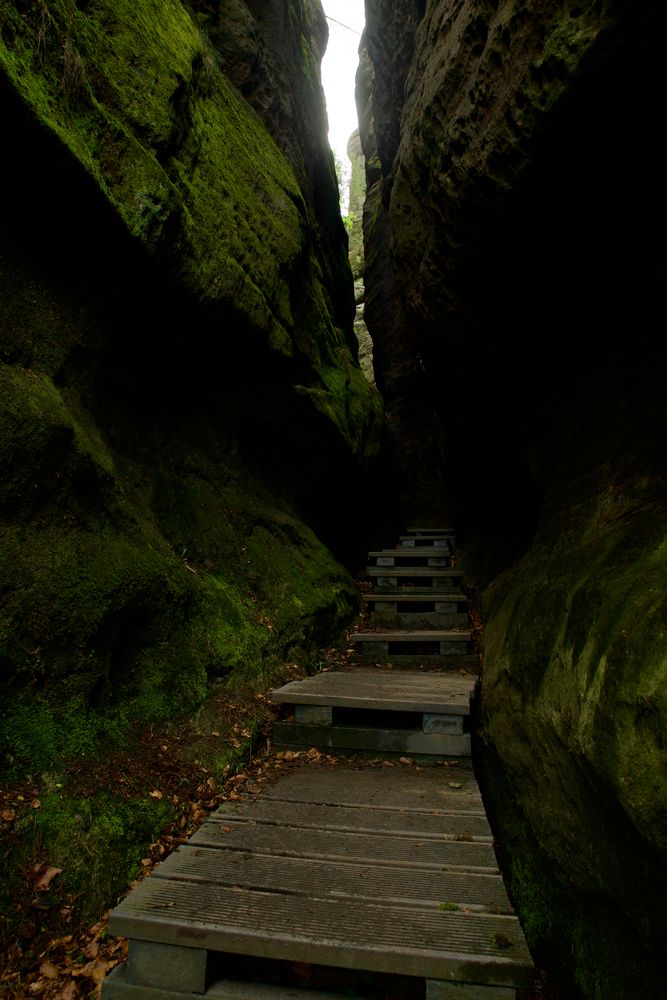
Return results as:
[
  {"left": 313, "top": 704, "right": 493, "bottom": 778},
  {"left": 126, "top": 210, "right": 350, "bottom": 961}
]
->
[{"left": 359, "top": 1, "right": 667, "bottom": 996}]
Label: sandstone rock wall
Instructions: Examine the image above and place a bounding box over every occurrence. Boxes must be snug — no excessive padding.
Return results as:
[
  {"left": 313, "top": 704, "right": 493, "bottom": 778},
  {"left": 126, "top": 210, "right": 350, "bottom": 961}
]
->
[
  {"left": 0, "top": 0, "right": 383, "bottom": 782},
  {"left": 359, "top": 1, "right": 667, "bottom": 995}
]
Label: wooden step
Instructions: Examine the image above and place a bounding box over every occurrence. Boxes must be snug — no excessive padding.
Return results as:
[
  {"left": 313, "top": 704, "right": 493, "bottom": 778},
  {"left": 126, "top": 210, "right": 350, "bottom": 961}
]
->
[
  {"left": 213, "top": 796, "right": 494, "bottom": 842},
  {"left": 363, "top": 592, "right": 468, "bottom": 629},
  {"left": 400, "top": 535, "right": 454, "bottom": 550},
  {"left": 368, "top": 546, "right": 451, "bottom": 569},
  {"left": 272, "top": 721, "right": 471, "bottom": 757},
  {"left": 105, "top": 764, "right": 533, "bottom": 997},
  {"left": 271, "top": 670, "right": 475, "bottom": 757},
  {"left": 367, "top": 567, "right": 464, "bottom": 589},
  {"left": 406, "top": 527, "right": 456, "bottom": 535},
  {"left": 363, "top": 593, "right": 468, "bottom": 606},
  {"left": 271, "top": 670, "right": 476, "bottom": 713},
  {"left": 351, "top": 630, "right": 471, "bottom": 659}
]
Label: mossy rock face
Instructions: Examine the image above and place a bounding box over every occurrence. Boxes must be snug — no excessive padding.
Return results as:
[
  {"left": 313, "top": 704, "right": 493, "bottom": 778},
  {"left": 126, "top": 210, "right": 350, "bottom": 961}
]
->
[
  {"left": 481, "top": 467, "right": 667, "bottom": 999},
  {"left": 0, "top": 0, "right": 376, "bottom": 782},
  {"left": 0, "top": 0, "right": 383, "bottom": 458}
]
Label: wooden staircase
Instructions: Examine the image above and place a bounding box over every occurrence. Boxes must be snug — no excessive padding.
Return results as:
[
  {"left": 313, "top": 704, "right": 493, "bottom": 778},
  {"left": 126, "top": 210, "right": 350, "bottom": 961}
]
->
[{"left": 101, "top": 528, "right": 534, "bottom": 1000}]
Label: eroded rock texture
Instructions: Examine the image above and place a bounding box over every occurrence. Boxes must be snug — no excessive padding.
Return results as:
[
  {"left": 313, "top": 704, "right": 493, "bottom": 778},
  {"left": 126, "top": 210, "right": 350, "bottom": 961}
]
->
[
  {"left": 0, "top": 0, "right": 383, "bottom": 781},
  {"left": 360, "top": 1, "right": 667, "bottom": 995}
]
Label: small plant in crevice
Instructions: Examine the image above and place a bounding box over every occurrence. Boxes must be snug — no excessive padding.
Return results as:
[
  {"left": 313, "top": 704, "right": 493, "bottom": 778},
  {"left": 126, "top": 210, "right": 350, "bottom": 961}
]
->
[{"left": 60, "top": 36, "right": 87, "bottom": 101}]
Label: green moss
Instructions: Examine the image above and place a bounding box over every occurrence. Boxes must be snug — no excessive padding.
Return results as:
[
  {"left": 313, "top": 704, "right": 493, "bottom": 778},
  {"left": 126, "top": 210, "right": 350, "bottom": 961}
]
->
[
  {"left": 1, "top": 0, "right": 382, "bottom": 459},
  {"left": 0, "top": 785, "right": 171, "bottom": 926},
  {"left": 481, "top": 472, "right": 667, "bottom": 999}
]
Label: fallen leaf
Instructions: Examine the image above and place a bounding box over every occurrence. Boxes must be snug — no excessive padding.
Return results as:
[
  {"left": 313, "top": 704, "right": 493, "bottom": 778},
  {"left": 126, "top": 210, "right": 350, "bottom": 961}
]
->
[
  {"left": 83, "top": 940, "right": 99, "bottom": 960},
  {"left": 31, "top": 799, "right": 41, "bottom": 809},
  {"left": 148, "top": 790, "right": 163, "bottom": 799},
  {"left": 35, "top": 867, "right": 63, "bottom": 891},
  {"left": 1, "top": 808, "right": 16, "bottom": 821},
  {"left": 399, "top": 757, "right": 413, "bottom": 764},
  {"left": 448, "top": 782, "right": 463, "bottom": 789},
  {"left": 77, "top": 958, "right": 113, "bottom": 984},
  {"left": 39, "top": 961, "right": 59, "bottom": 980},
  {"left": 59, "top": 980, "right": 78, "bottom": 999}
]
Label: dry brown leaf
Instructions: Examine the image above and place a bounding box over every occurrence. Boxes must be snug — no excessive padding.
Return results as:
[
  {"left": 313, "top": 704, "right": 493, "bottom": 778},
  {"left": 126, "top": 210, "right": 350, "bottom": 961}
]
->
[
  {"left": 83, "top": 940, "right": 99, "bottom": 959},
  {"left": 59, "top": 980, "right": 78, "bottom": 999},
  {"left": 1, "top": 808, "right": 16, "bottom": 821},
  {"left": 148, "top": 789, "right": 163, "bottom": 799},
  {"left": 39, "top": 961, "right": 60, "bottom": 980},
  {"left": 35, "top": 866, "right": 63, "bottom": 891}
]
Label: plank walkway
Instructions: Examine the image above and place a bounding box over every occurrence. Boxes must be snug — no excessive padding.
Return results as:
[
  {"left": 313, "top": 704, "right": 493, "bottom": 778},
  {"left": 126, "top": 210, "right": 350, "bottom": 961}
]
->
[{"left": 102, "top": 529, "right": 533, "bottom": 999}]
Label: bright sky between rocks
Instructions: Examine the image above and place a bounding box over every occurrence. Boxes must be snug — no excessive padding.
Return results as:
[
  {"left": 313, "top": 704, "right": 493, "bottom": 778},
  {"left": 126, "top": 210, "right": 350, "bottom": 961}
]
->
[{"left": 321, "top": 1, "right": 365, "bottom": 169}]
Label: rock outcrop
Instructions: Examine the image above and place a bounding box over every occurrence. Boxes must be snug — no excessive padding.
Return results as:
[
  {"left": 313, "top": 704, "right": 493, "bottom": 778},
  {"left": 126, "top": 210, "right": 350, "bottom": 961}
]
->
[
  {"left": 346, "top": 128, "right": 375, "bottom": 385},
  {"left": 0, "top": 0, "right": 384, "bottom": 781},
  {"left": 359, "top": 1, "right": 667, "bottom": 996}
]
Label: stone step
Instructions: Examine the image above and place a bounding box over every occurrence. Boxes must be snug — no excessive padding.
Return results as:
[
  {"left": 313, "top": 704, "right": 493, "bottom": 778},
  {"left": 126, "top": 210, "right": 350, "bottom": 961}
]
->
[{"left": 368, "top": 546, "right": 451, "bottom": 569}]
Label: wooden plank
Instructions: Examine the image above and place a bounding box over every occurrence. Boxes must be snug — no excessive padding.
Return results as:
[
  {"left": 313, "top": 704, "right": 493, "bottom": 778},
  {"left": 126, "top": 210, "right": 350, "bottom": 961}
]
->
[
  {"left": 367, "top": 567, "right": 462, "bottom": 577},
  {"left": 294, "top": 704, "right": 333, "bottom": 725},
  {"left": 108, "top": 879, "right": 533, "bottom": 986},
  {"left": 369, "top": 548, "right": 452, "bottom": 558},
  {"left": 272, "top": 722, "right": 471, "bottom": 757},
  {"left": 189, "top": 820, "right": 494, "bottom": 869},
  {"left": 371, "top": 654, "right": 478, "bottom": 668},
  {"left": 211, "top": 798, "right": 493, "bottom": 839},
  {"left": 363, "top": 593, "right": 467, "bottom": 603},
  {"left": 351, "top": 630, "right": 471, "bottom": 642},
  {"left": 405, "top": 527, "right": 456, "bottom": 534},
  {"left": 370, "top": 613, "right": 469, "bottom": 629},
  {"left": 271, "top": 670, "right": 476, "bottom": 714},
  {"left": 152, "top": 845, "right": 513, "bottom": 913},
  {"left": 258, "top": 763, "right": 482, "bottom": 809}
]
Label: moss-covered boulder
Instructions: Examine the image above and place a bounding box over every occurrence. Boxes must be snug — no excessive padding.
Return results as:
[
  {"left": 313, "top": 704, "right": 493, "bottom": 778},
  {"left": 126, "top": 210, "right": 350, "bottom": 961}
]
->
[{"left": 480, "top": 467, "right": 667, "bottom": 998}]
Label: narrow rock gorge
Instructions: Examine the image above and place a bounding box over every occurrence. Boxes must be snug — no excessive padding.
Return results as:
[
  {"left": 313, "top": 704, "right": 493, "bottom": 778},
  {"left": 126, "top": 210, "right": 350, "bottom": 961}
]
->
[
  {"left": 359, "top": 1, "right": 666, "bottom": 997},
  {"left": 1, "top": 1, "right": 665, "bottom": 997}
]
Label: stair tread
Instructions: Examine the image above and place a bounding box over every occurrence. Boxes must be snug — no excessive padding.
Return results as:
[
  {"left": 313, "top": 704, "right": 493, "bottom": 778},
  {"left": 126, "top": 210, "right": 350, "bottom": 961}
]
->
[
  {"left": 271, "top": 670, "right": 475, "bottom": 712},
  {"left": 364, "top": 589, "right": 467, "bottom": 599},
  {"left": 367, "top": 567, "right": 462, "bottom": 576},
  {"left": 352, "top": 630, "right": 471, "bottom": 641},
  {"left": 108, "top": 765, "right": 532, "bottom": 986},
  {"left": 368, "top": 548, "right": 452, "bottom": 557}
]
